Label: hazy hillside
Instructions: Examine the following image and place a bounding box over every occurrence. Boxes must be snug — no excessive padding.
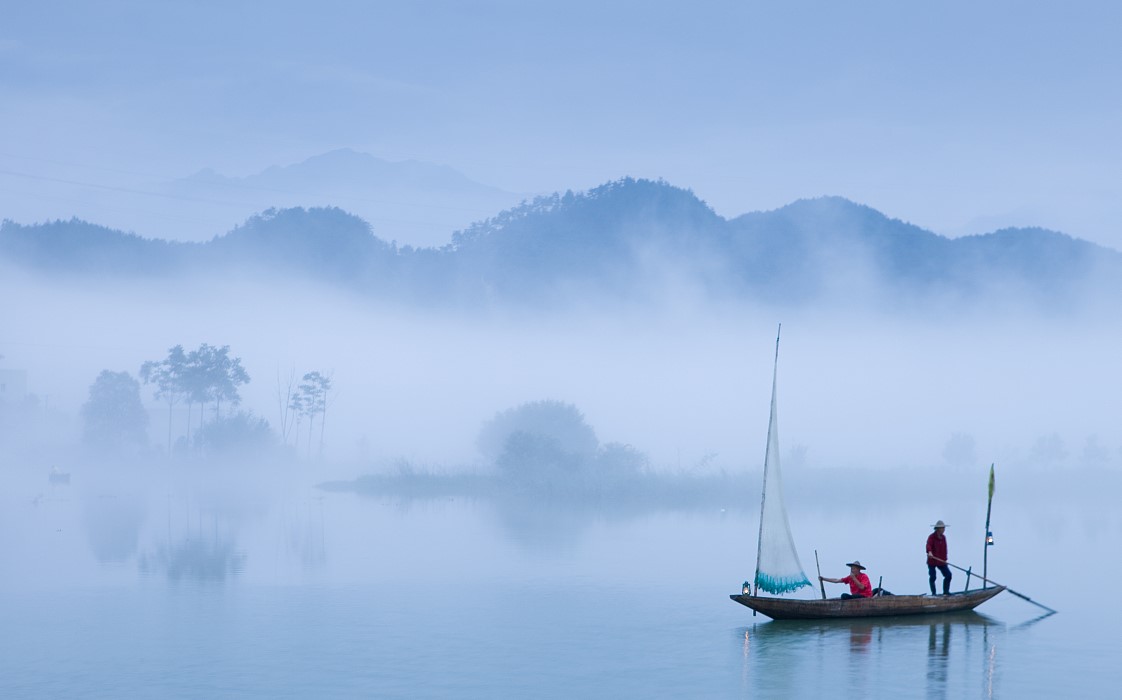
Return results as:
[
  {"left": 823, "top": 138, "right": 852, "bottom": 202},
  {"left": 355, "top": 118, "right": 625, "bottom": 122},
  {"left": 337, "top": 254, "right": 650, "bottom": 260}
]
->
[
  {"left": 164, "top": 149, "right": 527, "bottom": 247},
  {"left": 4, "top": 178, "right": 1120, "bottom": 312}
]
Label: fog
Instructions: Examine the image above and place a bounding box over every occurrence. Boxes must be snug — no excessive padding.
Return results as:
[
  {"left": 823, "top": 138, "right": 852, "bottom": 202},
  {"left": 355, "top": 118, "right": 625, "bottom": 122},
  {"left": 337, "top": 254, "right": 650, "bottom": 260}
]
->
[
  {"left": 5, "top": 259, "right": 1121, "bottom": 698},
  {"left": 4, "top": 263, "right": 1120, "bottom": 475}
]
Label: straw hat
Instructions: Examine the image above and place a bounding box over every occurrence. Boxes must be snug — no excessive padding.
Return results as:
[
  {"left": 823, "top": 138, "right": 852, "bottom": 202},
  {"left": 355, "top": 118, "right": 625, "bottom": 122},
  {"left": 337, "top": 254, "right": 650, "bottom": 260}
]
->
[
  {"left": 933, "top": 520, "right": 947, "bottom": 529},
  {"left": 845, "top": 561, "right": 866, "bottom": 570}
]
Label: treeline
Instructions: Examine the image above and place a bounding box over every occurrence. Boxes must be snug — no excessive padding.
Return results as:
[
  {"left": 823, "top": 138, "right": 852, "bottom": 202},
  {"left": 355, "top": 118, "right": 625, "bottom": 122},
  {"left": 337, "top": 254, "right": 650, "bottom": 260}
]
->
[
  {"left": 80, "top": 343, "right": 332, "bottom": 459},
  {"left": 5, "top": 178, "right": 1122, "bottom": 311}
]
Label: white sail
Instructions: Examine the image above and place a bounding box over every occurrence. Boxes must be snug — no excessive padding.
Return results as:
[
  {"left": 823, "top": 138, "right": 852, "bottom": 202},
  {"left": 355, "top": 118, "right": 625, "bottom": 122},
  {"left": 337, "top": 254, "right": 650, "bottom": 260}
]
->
[{"left": 753, "top": 327, "right": 811, "bottom": 595}]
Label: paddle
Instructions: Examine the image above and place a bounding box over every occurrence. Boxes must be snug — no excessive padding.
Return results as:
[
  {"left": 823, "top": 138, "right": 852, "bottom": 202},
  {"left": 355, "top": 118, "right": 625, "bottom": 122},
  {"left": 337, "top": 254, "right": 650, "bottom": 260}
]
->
[
  {"left": 930, "top": 555, "right": 1056, "bottom": 614},
  {"left": 814, "top": 549, "right": 826, "bottom": 599}
]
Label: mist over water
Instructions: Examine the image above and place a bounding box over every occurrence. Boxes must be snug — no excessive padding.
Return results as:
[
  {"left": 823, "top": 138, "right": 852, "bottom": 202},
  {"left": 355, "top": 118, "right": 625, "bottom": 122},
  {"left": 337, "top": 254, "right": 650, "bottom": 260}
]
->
[
  {"left": 3, "top": 260, "right": 1121, "bottom": 697},
  {"left": 6, "top": 1, "right": 1122, "bottom": 692},
  {"left": 1, "top": 458, "right": 1118, "bottom": 697},
  {"left": 4, "top": 263, "right": 1120, "bottom": 470}
]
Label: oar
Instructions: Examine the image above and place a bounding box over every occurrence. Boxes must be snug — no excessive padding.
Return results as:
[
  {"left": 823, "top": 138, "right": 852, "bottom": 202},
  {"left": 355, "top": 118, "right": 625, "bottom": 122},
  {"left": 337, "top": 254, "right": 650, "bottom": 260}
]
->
[
  {"left": 814, "top": 549, "right": 826, "bottom": 599},
  {"left": 931, "top": 556, "right": 1056, "bottom": 614}
]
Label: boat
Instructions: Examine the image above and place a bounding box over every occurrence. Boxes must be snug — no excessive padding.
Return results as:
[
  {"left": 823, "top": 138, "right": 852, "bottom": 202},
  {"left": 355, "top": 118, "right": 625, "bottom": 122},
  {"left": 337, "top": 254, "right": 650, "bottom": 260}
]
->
[
  {"left": 730, "top": 326, "right": 1004, "bottom": 620},
  {"left": 730, "top": 587, "right": 1005, "bottom": 620}
]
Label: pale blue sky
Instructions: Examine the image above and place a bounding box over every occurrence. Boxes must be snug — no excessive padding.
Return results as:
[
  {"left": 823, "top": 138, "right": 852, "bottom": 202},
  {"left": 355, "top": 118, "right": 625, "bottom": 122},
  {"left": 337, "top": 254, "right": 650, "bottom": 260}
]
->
[{"left": 3, "top": 1, "right": 1121, "bottom": 247}]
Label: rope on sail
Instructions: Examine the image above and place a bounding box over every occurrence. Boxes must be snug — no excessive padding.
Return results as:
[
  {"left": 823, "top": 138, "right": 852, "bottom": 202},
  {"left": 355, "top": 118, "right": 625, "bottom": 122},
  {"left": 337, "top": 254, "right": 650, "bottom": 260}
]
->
[{"left": 753, "top": 326, "right": 812, "bottom": 595}]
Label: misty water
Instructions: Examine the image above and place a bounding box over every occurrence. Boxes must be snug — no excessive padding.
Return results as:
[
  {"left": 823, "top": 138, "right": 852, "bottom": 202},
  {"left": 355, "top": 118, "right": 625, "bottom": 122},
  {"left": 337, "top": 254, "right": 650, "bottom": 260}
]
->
[{"left": 2, "top": 458, "right": 1119, "bottom": 699}]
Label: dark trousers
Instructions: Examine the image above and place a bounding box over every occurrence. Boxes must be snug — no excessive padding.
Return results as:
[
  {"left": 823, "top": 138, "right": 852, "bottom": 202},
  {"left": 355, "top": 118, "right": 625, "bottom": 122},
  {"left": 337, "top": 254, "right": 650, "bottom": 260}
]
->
[{"left": 929, "top": 564, "right": 952, "bottom": 594}]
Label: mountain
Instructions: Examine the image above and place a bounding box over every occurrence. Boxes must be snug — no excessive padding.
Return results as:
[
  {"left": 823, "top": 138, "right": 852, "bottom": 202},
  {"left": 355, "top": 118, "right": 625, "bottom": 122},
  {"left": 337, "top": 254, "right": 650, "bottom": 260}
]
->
[
  {"left": 4, "top": 178, "right": 1120, "bottom": 312},
  {"left": 164, "top": 149, "right": 528, "bottom": 247}
]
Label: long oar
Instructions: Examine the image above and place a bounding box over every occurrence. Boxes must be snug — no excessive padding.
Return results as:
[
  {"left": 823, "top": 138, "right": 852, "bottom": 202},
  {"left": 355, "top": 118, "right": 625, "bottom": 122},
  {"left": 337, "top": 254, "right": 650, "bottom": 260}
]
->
[
  {"left": 932, "top": 556, "right": 1056, "bottom": 614},
  {"left": 814, "top": 549, "right": 826, "bottom": 599}
]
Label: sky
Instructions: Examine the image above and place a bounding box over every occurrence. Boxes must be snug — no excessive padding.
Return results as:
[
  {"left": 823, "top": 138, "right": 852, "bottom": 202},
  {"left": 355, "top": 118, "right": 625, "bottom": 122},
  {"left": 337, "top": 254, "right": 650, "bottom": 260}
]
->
[{"left": 2, "top": 1, "right": 1122, "bottom": 248}]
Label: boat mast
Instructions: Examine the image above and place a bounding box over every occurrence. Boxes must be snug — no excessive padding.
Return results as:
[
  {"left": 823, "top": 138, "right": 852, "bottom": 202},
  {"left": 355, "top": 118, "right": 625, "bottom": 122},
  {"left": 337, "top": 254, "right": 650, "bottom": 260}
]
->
[{"left": 753, "top": 323, "right": 781, "bottom": 596}]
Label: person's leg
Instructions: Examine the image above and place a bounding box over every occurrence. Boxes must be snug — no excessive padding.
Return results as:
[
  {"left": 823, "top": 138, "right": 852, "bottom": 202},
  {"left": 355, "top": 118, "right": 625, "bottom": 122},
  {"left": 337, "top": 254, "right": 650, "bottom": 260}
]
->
[
  {"left": 840, "top": 593, "right": 856, "bottom": 599},
  {"left": 928, "top": 564, "right": 937, "bottom": 595},
  {"left": 940, "top": 564, "right": 952, "bottom": 594}
]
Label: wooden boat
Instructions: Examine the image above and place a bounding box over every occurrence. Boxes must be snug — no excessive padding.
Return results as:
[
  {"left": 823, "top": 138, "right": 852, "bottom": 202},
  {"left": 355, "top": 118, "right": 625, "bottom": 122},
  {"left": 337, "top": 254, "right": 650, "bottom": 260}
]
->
[
  {"left": 730, "top": 327, "right": 1006, "bottom": 620},
  {"left": 730, "top": 586, "right": 1005, "bottom": 620}
]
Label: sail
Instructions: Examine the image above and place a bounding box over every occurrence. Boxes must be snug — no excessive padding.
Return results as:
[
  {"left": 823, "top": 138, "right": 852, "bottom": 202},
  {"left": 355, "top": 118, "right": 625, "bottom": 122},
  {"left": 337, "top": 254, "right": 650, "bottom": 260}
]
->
[{"left": 753, "top": 329, "right": 812, "bottom": 595}]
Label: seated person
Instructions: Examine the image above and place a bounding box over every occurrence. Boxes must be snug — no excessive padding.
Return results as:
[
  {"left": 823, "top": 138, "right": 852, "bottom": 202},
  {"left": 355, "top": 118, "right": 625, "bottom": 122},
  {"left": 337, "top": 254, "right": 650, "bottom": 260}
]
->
[{"left": 820, "top": 560, "right": 873, "bottom": 599}]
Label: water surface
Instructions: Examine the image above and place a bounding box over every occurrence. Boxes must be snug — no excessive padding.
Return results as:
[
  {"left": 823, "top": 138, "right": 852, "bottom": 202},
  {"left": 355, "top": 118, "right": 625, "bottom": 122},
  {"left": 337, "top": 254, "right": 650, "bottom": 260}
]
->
[{"left": 1, "top": 463, "right": 1118, "bottom": 698}]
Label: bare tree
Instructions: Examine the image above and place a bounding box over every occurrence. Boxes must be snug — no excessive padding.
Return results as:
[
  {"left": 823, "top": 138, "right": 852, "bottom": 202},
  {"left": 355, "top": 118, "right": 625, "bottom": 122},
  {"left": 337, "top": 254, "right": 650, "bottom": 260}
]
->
[{"left": 276, "top": 367, "right": 300, "bottom": 446}]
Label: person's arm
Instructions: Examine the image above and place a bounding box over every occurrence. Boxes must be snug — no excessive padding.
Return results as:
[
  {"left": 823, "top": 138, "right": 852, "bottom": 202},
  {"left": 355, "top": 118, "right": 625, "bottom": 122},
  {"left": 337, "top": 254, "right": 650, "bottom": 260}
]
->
[
  {"left": 855, "top": 576, "right": 869, "bottom": 592},
  {"left": 819, "top": 576, "right": 839, "bottom": 584}
]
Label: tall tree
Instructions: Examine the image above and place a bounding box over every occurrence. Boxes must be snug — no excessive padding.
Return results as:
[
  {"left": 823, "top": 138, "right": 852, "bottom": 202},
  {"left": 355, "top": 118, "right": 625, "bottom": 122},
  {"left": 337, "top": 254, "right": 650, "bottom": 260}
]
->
[
  {"left": 194, "top": 344, "right": 250, "bottom": 420},
  {"left": 297, "top": 371, "right": 332, "bottom": 459},
  {"left": 82, "top": 370, "right": 149, "bottom": 452},
  {"left": 140, "top": 345, "right": 187, "bottom": 453},
  {"left": 181, "top": 345, "right": 213, "bottom": 446},
  {"left": 288, "top": 391, "right": 306, "bottom": 452}
]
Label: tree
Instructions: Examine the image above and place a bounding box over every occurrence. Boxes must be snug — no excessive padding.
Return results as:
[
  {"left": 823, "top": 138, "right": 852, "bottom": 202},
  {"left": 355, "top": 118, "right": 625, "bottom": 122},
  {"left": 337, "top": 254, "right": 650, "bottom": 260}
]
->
[
  {"left": 297, "top": 371, "right": 332, "bottom": 459},
  {"left": 82, "top": 370, "right": 148, "bottom": 452},
  {"left": 496, "top": 431, "right": 584, "bottom": 481},
  {"left": 595, "top": 442, "right": 648, "bottom": 476},
  {"left": 140, "top": 345, "right": 187, "bottom": 453},
  {"left": 942, "top": 432, "right": 977, "bottom": 468},
  {"left": 195, "top": 344, "right": 249, "bottom": 420},
  {"left": 276, "top": 368, "right": 300, "bottom": 446},
  {"left": 478, "top": 400, "right": 599, "bottom": 477},
  {"left": 180, "top": 346, "right": 212, "bottom": 445},
  {"left": 288, "top": 391, "right": 306, "bottom": 452},
  {"left": 140, "top": 343, "right": 251, "bottom": 455},
  {"left": 193, "top": 410, "right": 274, "bottom": 457}
]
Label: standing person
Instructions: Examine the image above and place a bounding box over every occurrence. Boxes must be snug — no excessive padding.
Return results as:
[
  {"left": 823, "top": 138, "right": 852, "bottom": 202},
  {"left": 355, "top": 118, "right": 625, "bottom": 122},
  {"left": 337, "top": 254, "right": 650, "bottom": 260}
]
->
[
  {"left": 927, "top": 520, "right": 952, "bottom": 595},
  {"left": 820, "top": 561, "right": 873, "bottom": 599}
]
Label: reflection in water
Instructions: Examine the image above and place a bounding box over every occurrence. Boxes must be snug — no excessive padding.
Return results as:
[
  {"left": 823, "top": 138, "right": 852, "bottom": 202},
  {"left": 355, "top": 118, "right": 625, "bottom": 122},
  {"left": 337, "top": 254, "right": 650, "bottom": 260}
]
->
[
  {"left": 284, "top": 496, "right": 327, "bottom": 570},
  {"left": 139, "top": 503, "right": 247, "bottom": 582},
  {"left": 850, "top": 623, "right": 872, "bottom": 653},
  {"left": 140, "top": 537, "right": 247, "bottom": 582},
  {"left": 986, "top": 642, "right": 997, "bottom": 700},
  {"left": 488, "top": 495, "right": 595, "bottom": 550},
  {"left": 927, "top": 621, "right": 951, "bottom": 699},
  {"left": 740, "top": 612, "right": 1004, "bottom": 698},
  {"left": 83, "top": 495, "right": 145, "bottom": 563}
]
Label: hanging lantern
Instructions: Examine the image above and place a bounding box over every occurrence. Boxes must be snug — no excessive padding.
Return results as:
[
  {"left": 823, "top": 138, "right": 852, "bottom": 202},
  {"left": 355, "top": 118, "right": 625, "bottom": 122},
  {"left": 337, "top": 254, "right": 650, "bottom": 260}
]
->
[
  {"left": 742, "top": 581, "right": 751, "bottom": 595},
  {"left": 986, "top": 530, "right": 994, "bottom": 546}
]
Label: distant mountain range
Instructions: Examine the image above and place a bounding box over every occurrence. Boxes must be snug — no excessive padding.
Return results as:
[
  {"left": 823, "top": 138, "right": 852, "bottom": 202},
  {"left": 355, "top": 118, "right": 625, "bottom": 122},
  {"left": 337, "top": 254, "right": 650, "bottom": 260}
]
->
[
  {"left": 3, "top": 178, "right": 1119, "bottom": 312},
  {"left": 161, "top": 149, "right": 528, "bottom": 246},
  {"left": 0, "top": 149, "right": 528, "bottom": 249}
]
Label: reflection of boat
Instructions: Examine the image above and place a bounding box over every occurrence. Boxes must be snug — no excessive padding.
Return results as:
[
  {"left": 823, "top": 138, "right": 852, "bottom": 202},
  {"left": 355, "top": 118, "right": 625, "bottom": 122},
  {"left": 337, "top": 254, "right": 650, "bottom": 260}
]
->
[
  {"left": 730, "top": 327, "right": 1003, "bottom": 621},
  {"left": 741, "top": 609, "right": 1000, "bottom": 637},
  {"left": 730, "top": 586, "right": 1005, "bottom": 620},
  {"left": 49, "top": 467, "right": 70, "bottom": 484}
]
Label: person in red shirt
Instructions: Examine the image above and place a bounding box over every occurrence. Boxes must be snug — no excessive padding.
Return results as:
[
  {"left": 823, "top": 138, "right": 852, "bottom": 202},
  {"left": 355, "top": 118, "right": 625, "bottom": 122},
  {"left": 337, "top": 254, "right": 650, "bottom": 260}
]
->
[
  {"left": 820, "top": 561, "right": 873, "bottom": 599},
  {"left": 926, "top": 520, "right": 952, "bottom": 595}
]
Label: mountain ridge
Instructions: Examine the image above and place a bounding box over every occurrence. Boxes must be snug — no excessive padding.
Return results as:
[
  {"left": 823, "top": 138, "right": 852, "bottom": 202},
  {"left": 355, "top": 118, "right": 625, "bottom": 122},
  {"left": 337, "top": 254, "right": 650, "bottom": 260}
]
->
[{"left": 3, "top": 178, "right": 1119, "bottom": 311}]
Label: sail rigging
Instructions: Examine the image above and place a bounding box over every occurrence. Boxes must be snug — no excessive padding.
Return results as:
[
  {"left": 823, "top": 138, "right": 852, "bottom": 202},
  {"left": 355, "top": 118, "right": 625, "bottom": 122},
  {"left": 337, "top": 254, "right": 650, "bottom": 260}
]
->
[{"left": 753, "top": 326, "right": 812, "bottom": 595}]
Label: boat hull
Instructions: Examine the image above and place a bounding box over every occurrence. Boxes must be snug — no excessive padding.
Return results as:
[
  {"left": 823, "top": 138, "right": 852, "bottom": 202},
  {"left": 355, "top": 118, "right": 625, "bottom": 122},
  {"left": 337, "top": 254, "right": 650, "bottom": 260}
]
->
[{"left": 729, "top": 586, "right": 1005, "bottom": 620}]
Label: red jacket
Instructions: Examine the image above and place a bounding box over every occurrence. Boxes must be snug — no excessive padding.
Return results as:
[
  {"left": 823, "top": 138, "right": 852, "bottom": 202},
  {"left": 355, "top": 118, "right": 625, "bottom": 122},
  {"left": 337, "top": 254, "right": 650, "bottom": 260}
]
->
[
  {"left": 840, "top": 573, "right": 873, "bottom": 597},
  {"left": 926, "top": 532, "right": 948, "bottom": 566}
]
